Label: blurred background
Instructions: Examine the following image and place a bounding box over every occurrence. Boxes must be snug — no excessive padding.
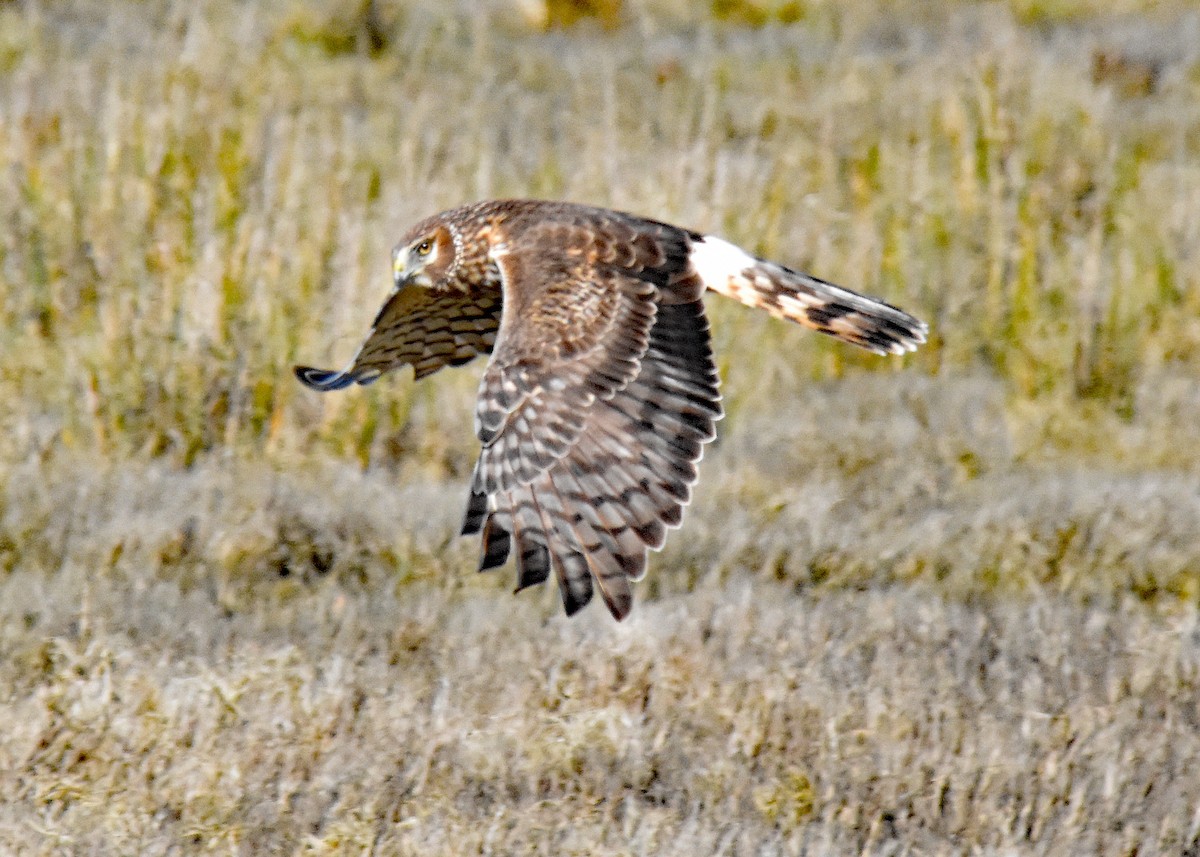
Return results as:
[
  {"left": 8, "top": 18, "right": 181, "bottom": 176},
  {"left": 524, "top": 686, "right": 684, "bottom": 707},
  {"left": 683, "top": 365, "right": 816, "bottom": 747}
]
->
[{"left": 1, "top": 1, "right": 1199, "bottom": 853}]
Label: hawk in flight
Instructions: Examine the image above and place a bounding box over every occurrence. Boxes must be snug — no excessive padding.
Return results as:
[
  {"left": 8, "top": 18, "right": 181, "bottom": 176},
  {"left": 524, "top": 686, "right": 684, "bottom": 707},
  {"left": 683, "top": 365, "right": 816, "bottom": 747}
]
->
[{"left": 296, "top": 200, "right": 926, "bottom": 620}]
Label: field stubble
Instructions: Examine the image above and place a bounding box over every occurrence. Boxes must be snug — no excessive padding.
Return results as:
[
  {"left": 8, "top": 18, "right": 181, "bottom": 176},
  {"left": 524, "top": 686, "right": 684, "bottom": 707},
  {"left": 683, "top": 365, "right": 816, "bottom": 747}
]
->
[{"left": 2, "top": 0, "right": 1200, "bottom": 853}]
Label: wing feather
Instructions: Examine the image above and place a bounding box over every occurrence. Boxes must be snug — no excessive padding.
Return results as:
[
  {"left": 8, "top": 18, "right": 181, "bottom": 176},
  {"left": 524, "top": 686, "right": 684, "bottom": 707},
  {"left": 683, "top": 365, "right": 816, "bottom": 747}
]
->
[
  {"left": 474, "top": 288, "right": 721, "bottom": 618},
  {"left": 294, "top": 284, "right": 502, "bottom": 390},
  {"left": 472, "top": 227, "right": 660, "bottom": 494}
]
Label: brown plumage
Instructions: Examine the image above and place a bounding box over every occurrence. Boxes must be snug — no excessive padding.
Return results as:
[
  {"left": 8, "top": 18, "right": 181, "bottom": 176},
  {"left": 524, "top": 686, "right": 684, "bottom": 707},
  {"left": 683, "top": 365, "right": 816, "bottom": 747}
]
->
[{"left": 295, "top": 199, "right": 927, "bottom": 620}]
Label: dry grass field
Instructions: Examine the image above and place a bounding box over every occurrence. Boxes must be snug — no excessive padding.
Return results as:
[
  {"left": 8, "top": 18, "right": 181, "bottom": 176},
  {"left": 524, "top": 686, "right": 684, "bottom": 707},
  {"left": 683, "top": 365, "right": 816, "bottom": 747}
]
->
[{"left": 2, "top": 0, "right": 1200, "bottom": 853}]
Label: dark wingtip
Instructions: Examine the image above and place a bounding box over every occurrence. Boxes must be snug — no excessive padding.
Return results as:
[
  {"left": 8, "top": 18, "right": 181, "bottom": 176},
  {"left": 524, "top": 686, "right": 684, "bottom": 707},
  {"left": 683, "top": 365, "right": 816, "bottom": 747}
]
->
[
  {"left": 477, "top": 518, "right": 512, "bottom": 572},
  {"left": 562, "top": 590, "right": 593, "bottom": 617},
  {"left": 294, "top": 365, "right": 358, "bottom": 392},
  {"left": 461, "top": 491, "right": 489, "bottom": 536},
  {"left": 602, "top": 594, "right": 633, "bottom": 621}
]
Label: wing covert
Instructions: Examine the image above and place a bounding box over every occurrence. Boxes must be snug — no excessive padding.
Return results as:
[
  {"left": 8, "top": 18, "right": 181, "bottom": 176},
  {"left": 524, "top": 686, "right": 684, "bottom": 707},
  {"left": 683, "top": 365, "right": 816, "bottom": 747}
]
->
[{"left": 471, "top": 223, "right": 662, "bottom": 495}]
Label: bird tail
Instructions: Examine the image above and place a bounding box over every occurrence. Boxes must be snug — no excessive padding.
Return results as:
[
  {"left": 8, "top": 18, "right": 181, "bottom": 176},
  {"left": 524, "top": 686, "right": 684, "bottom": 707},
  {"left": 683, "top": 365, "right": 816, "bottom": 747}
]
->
[{"left": 688, "top": 235, "right": 927, "bottom": 355}]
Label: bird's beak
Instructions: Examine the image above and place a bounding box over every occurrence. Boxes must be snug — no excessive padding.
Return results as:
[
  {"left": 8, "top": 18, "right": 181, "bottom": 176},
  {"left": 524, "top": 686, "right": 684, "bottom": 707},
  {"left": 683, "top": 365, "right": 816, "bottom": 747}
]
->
[{"left": 391, "top": 250, "right": 408, "bottom": 292}]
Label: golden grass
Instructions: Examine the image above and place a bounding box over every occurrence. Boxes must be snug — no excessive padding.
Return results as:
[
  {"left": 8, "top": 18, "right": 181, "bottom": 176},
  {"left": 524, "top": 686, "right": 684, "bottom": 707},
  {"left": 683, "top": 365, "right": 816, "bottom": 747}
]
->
[
  {"left": 3, "top": 0, "right": 1200, "bottom": 852},
  {"left": 4, "top": 569, "right": 1199, "bottom": 854}
]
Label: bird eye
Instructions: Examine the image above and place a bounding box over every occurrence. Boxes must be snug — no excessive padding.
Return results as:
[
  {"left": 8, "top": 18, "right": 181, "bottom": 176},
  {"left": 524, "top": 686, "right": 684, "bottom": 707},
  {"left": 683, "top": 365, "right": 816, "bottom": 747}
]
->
[{"left": 415, "top": 239, "right": 433, "bottom": 257}]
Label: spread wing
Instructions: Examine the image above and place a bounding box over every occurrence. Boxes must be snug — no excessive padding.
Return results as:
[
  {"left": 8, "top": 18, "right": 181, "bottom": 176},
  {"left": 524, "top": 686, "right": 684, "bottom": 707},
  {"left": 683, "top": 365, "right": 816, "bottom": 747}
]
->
[
  {"left": 294, "top": 284, "right": 502, "bottom": 391},
  {"left": 462, "top": 214, "right": 722, "bottom": 620}
]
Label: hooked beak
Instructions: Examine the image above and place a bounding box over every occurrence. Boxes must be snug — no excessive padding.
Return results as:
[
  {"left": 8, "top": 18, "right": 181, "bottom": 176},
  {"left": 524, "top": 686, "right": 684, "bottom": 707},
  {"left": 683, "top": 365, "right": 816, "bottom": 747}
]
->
[{"left": 391, "top": 249, "right": 410, "bottom": 291}]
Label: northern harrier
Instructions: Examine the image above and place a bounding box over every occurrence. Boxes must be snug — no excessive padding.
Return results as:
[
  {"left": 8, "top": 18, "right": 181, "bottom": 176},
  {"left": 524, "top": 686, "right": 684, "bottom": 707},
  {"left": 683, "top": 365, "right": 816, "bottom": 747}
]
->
[{"left": 296, "top": 200, "right": 926, "bottom": 619}]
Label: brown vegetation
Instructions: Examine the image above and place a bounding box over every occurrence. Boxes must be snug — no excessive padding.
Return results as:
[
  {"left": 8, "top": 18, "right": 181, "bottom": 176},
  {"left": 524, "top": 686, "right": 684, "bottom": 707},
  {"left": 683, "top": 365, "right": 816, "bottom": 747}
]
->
[{"left": 2, "top": 0, "right": 1199, "bottom": 853}]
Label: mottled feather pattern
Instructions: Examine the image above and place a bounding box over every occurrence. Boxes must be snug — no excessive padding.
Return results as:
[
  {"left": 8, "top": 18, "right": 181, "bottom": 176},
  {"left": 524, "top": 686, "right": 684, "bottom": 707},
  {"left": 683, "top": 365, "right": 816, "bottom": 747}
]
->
[
  {"left": 472, "top": 298, "right": 720, "bottom": 619},
  {"left": 474, "top": 272, "right": 658, "bottom": 494},
  {"left": 294, "top": 285, "right": 502, "bottom": 390},
  {"left": 295, "top": 199, "right": 926, "bottom": 619}
]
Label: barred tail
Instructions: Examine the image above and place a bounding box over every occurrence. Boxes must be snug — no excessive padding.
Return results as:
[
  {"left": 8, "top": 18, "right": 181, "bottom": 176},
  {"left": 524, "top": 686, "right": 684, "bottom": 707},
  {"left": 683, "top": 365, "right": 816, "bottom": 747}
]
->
[{"left": 688, "top": 235, "right": 927, "bottom": 355}]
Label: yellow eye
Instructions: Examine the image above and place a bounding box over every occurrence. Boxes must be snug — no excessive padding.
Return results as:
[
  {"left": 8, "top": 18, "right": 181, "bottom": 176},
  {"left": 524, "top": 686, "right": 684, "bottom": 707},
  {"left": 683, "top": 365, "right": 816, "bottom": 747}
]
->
[{"left": 415, "top": 239, "right": 433, "bottom": 256}]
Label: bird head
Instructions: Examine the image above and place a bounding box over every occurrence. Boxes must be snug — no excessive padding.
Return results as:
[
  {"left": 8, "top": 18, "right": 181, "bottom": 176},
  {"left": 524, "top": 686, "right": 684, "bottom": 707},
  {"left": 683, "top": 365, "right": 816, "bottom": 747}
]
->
[{"left": 392, "top": 222, "right": 458, "bottom": 290}]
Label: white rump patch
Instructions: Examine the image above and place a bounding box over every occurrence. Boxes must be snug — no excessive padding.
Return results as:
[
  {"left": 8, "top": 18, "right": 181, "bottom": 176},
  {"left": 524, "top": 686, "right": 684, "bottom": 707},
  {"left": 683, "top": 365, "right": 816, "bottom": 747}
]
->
[{"left": 689, "top": 235, "right": 758, "bottom": 290}]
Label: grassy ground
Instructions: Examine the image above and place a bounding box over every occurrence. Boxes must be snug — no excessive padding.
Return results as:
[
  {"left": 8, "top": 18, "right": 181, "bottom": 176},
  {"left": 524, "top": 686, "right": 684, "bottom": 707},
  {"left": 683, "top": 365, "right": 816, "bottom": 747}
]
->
[{"left": 2, "top": 0, "right": 1200, "bottom": 853}]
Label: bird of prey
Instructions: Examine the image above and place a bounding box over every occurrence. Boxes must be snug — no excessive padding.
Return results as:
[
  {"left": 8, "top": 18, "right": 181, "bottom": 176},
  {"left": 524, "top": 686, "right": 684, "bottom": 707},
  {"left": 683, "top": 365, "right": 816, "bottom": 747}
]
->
[{"left": 295, "top": 199, "right": 926, "bottom": 620}]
